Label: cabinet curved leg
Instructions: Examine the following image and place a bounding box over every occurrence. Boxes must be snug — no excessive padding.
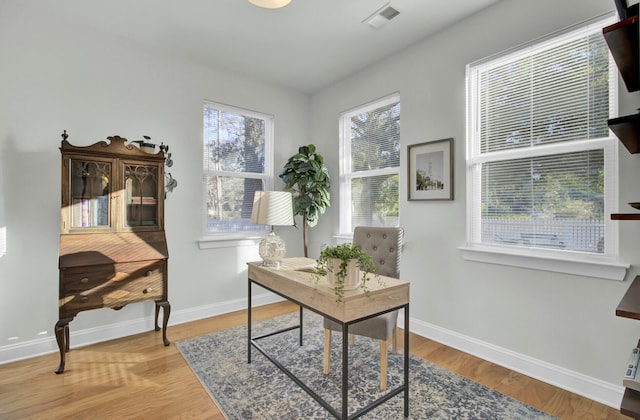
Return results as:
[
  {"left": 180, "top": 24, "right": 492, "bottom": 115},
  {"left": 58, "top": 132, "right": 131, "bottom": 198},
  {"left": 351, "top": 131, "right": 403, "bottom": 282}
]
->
[
  {"left": 155, "top": 301, "right": 171, "bottom": 346},
  {"left": 64, "top": 322, "right": 70, "bottom": 352},
  {"left": 54, "top": 318, "right": 73, "bottom": 374}
]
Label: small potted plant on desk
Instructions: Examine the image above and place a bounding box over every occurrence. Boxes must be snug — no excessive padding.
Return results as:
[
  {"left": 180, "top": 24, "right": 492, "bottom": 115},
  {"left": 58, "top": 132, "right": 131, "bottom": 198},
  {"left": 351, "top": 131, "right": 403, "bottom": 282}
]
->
[{"left": 314, "top": 243, "right": 378, "bottom": 302}]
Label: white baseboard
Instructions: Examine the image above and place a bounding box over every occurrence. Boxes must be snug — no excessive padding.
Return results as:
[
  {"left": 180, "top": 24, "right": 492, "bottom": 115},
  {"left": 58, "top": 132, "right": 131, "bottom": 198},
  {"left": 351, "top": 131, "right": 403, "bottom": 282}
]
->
[
  {"left": 397, "top": 313, "right": 624, "bottom": 409},
  {"left": 168, "top": 292, "right": 284, "bottom": 326},
  {"left": 1, "top": 295, "right": 623, "bottom": 410},
  {"left": 0, "top": 292, "right": 283, "bottom": 366}
]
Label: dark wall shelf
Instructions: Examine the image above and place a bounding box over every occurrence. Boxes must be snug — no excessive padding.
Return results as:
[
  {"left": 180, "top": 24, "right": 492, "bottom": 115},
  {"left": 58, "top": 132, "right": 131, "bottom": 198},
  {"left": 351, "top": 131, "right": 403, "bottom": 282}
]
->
[
  {"left": 617, "top": 277, "right": 640, "bottom": 416},
  {"left": 621, "top": 387, "right": 640, "bottom": 418},
  {"left": 617, "top": 276, "right": 640, "bottom": 320},
  {"left": 606, "top": 4, "right": 640, "bottom": 418},
  {"left": 603, "top": 12, "right": 639, "bottom": 92},
  {"left": 609, "top": 113, "right": 640, "bottom": 154},
  {"left": 611, "top": 213, "right": 640, "bottom": 220},
  {"left": 605, "top": 7, "right": 640, "bottom": 157}
]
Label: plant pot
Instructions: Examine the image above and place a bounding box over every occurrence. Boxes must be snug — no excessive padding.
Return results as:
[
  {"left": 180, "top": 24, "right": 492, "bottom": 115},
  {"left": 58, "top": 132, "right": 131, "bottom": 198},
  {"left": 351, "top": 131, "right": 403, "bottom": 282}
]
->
[
  {"left": 326, "top": 258, "right": 360, "bottom": 291},
  {"left": 139, "top": 142, "right": 156, "bottom": 154}
]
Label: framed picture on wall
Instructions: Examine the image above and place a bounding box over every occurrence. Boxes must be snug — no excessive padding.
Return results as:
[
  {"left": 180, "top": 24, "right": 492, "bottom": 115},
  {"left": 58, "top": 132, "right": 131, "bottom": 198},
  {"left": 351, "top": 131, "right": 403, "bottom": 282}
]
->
[{"left": 407, "top": 138, "right": 453, "bottom": 201}]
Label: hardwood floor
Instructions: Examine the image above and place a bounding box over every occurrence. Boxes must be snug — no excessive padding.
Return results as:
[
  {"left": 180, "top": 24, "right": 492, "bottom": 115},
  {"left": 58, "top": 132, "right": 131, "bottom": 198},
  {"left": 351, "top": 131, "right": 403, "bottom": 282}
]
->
[{"left": 0, "top": 301, "right": 628, "bottom": 419}]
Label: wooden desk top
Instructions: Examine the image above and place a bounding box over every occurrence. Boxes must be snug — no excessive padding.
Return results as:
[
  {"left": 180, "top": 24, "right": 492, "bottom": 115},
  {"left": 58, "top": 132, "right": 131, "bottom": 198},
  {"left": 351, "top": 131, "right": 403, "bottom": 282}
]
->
[{"left": 248, "top": 257, "right": 409, "bottom": 323}]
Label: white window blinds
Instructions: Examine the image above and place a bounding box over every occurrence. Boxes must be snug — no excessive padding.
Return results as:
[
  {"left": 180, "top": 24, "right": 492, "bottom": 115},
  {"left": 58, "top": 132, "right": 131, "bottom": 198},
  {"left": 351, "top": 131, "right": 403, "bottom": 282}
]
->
[
  {"left": 466, "top": 15, "right": 617, "bottom": 255},
  {"left": 202, "top": 101, "right": 273, "bottom": 235},
  {"left": 340, "top": 93, "right": 400, "bottom": 233},
  {"left": 477, "top": 32, "right": 611, "bottom": 153}
]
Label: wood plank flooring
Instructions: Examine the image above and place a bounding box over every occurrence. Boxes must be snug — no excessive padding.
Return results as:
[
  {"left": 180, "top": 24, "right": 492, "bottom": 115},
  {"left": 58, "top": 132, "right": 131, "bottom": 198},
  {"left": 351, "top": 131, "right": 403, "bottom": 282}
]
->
[{"left": 0, "top": 301, "right": 629, "bottom": 419}]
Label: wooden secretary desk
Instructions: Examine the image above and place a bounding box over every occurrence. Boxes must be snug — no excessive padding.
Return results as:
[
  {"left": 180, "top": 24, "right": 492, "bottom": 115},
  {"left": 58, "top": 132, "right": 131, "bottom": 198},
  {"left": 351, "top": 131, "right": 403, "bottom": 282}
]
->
[{"left": 55, "top": 131, "right": 170, "bottom": 374}]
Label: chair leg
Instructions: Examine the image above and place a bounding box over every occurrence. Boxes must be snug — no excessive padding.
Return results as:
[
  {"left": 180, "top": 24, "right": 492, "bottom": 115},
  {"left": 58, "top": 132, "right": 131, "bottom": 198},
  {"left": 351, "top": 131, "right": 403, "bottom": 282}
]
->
[
  {"left": 323, "top": 329, "right": 331, "bottom": 375},
  {"left": 391, "top": 326, "right": 398, "bottom": 354},
  {"left": 379, "top": 339, "right": 388, "bottom": 391},
  {"left": 349, "top": 334, "right": 355, "bottom": 346}
]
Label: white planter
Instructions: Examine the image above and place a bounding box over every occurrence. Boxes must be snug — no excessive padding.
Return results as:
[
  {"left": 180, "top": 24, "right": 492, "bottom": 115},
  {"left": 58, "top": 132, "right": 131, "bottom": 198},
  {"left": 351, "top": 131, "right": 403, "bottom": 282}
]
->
[
  {"left": 326, "top": 258, "right": 360, "bottom": 291},
  {"left": 140, "top": 142, "right": 156, "bottom": 154}
]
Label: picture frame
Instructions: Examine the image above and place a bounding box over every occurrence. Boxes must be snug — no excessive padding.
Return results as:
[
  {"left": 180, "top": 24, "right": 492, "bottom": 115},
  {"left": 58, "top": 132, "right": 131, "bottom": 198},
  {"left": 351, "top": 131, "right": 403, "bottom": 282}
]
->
[{"left": 407, "top": 138, "right": 453, "bottom": 201}]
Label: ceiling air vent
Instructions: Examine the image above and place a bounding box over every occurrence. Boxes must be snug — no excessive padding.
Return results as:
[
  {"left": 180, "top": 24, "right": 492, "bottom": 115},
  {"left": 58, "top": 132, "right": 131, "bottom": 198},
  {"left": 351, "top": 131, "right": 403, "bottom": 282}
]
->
[{"left": 363, "top": 3, "right": 400, "bottom": 30}]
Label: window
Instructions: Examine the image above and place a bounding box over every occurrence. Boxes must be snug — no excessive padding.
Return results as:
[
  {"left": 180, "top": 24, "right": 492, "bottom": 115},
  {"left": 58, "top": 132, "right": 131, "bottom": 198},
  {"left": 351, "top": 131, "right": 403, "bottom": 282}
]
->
[
  {"left": 339, "top": 93, "right": 400, "bottom": 234},
  {"left": 202, "top": 101, "right": 273, "bottom": 238},
  {"left": 465, "top": 15, "right": 621, "bottom": 271}
]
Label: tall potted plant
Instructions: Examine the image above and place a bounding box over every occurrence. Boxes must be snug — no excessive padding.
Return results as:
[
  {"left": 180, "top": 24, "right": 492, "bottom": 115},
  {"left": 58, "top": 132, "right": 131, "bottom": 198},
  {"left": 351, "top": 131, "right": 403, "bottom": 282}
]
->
[{"left": 279, "top": 144, "right": 330, "bottom": 257}]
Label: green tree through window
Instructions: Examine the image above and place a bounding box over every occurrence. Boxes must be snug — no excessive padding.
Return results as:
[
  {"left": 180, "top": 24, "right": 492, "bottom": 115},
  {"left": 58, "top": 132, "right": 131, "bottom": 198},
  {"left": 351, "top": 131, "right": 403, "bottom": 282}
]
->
[
  {"left": 203, "top": 102, "right": 272, "bottom": 234},
  {"left": 340, "top": 93, "right": 400, "bottom": 233}
]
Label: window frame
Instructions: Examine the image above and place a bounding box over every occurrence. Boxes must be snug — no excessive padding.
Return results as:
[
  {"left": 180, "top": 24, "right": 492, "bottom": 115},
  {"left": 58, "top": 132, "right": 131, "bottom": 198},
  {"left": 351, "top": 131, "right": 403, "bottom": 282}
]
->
[
  {"left": 338, "top": 92, "right": 401, "bottom": 236},
  {"left": 198, "top": 100, "right": 274, "bottom": 249},
  {"left": 461, "top": 13, "right": 629, "bottom": 280}
]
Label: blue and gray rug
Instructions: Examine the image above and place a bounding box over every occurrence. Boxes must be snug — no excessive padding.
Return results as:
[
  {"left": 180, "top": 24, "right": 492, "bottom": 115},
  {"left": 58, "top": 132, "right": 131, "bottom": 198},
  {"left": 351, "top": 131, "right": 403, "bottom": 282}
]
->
[{"left": 176, "top": 311, "right": 555, "bottom": 419}]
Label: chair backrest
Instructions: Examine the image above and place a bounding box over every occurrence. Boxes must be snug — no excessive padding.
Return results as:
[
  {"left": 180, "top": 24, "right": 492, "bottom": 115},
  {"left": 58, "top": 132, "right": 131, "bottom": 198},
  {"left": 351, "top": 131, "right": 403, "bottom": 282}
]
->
[{"left": 353, "top": 226, "right": 403, "bottom": 279}]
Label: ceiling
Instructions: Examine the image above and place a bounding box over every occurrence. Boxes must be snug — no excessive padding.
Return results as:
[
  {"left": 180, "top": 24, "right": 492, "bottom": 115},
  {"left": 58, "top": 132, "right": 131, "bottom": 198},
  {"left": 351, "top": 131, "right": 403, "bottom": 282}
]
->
[{"left": 15, "top": 0, "right": 503, "bottom": 94}]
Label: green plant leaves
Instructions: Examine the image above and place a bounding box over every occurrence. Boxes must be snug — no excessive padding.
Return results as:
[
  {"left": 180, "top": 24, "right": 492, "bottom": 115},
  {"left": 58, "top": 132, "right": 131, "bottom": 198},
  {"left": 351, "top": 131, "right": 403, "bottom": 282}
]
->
[
  {"left": 313, "top": 243, "right": 378, "bottom": 301},
  {"left": 279, "top": 144, "right": 331, "bottom": 224}
]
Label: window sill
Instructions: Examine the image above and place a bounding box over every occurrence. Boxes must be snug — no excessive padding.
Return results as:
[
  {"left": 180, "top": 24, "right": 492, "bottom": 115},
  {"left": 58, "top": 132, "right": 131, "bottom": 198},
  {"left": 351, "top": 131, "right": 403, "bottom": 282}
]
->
[
  {"left": 458, "top": 244, "right": 629, "bottom": 281},
  {"left": 333, "top": 234, "right": 354, "bottom": 245},
  {"left": 198, "top": 233, "right": 264, "bottom": 249}
]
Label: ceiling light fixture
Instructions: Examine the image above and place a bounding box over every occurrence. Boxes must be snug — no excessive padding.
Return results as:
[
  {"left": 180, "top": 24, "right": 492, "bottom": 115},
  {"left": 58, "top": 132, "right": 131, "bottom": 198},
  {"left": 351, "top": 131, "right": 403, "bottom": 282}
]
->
[{"left": 248, "top": 0, "right": 292, "bottom": 9}]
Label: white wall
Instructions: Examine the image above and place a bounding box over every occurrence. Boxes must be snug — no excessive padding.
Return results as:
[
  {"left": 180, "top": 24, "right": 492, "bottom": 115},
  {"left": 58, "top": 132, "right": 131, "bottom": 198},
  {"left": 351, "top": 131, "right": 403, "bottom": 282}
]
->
[
  {"left": 309, "top": 0, "right": 640, "bottom": 407},
  {"left": 2, "top": 0, "right": 640, "bottom": 409},
  {"left": 0, "top": 2, "right": 305, "bottom": 350}
]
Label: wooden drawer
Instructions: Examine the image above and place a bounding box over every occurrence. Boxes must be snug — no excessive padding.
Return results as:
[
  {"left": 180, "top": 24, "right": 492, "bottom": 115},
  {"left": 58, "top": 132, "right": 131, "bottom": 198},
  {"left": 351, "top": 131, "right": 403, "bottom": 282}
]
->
[
  {"left": 108, "top": 264, "right": 163, "bottom": 302},
  {"left": 60, "top": 261, "right": 164, "bottom": 316},
  {"left": 60, "top": 265, "right": 115, "bottom": 293}
]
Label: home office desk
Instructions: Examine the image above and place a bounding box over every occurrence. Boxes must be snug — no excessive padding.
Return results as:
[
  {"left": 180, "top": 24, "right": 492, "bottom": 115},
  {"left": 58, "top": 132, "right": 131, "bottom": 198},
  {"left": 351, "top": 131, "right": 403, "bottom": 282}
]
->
[{"left": 247, "top": 257, "right": 410, "bottom": 419}]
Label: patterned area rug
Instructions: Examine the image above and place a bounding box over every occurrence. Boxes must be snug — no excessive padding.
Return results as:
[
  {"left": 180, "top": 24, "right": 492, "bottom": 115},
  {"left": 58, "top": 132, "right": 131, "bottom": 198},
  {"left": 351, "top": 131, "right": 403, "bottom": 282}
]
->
[{"left": 176, "top": 311, "right": 555, "bottom": 419}]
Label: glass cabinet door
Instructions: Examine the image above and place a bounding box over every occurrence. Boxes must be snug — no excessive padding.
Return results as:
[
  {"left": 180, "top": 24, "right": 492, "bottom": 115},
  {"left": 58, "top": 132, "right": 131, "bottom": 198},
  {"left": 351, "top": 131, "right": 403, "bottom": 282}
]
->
[
  {"left": 124, "top": 163, "right": 159, "bottom": 228},
  {"left": 70, "top": 159, "right": 111, "bottom": 228}
]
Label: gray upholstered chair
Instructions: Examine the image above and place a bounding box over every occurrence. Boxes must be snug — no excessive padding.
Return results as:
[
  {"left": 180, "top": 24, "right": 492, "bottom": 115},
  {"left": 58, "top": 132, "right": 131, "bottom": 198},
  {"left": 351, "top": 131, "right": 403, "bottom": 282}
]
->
[{"left": 323, "top": 226, "right": 403, "bottom": 391}]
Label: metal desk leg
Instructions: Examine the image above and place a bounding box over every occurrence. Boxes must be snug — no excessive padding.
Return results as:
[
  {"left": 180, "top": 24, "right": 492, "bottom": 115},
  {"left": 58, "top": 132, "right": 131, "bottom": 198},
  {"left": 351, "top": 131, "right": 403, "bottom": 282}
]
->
[
  {"left": 342, "top": 322, "right": 349, "bottom": 419},
  {"left": 248, "top": 279, "right": 252, "bottom": 363},
  {"left": 299, "top": 306, "right": 304, "bottom": 346},
  {"left": 404, "top": 303, "right": 410, "bottom": 418}
]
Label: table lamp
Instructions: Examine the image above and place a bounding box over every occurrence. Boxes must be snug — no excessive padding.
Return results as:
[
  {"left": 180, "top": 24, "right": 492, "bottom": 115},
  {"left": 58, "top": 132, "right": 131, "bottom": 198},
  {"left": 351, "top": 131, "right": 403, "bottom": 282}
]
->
[{"left": 251, "top": 190, "right": 294, "bottom": 268}]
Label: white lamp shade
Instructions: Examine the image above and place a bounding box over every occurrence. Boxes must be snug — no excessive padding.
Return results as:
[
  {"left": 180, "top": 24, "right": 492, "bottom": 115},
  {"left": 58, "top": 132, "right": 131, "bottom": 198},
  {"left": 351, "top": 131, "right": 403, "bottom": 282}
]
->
[
  {"left": 251, "top": 191, "right": 294, "bottom": 226},
  {"left": 248, "top": 0, "right": 292, "bottom": 9}
]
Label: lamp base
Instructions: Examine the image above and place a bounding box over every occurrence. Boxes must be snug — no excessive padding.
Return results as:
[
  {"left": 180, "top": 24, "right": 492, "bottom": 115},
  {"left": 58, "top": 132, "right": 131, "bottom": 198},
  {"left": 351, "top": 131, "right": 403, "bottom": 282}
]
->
[{"left": 259, "top": 231, "right": 286, "bottom": 268}]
